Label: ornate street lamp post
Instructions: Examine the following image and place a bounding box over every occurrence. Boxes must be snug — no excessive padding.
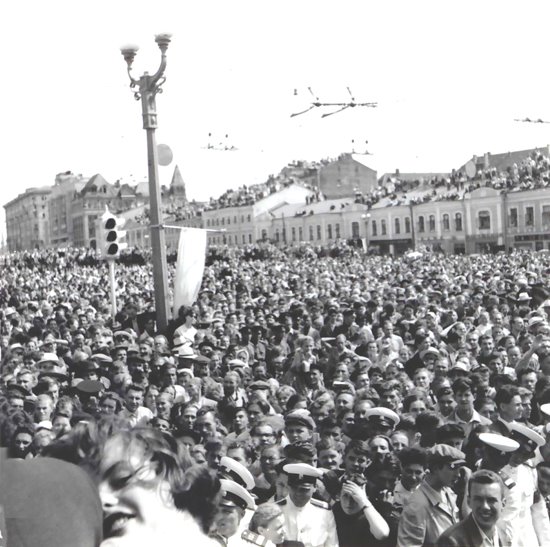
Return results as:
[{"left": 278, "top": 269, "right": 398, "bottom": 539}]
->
[{"left": 121, "top": 34, "right": 172, "bottom": 331}]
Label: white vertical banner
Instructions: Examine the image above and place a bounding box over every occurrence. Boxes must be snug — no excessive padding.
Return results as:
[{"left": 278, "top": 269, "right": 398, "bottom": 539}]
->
[{"left": 173, "top": 227, "right": 207, "bottom": 314}]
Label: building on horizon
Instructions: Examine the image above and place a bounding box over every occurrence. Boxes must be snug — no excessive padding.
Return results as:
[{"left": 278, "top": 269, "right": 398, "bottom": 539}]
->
[
  {"left": 4, "top": 186, "right": 51, "bottom": 251},
  {"left": 318, "top": 153, "right": 377, "bottom": 199}
]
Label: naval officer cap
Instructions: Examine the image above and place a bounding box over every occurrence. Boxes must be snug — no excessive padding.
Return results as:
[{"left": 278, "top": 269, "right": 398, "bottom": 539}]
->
[
  {"left": 283, "top": 463, "right": 323, "bottom": 486},
  {"left": 540, "top": 403, "right": 550, "bottom": 418},
  {"left": 219, "top": 456, "right": 255, "bottom": 490},
  {"left": 508, "top": 422, "right": 545, "bottom": 452},
  {"left": 219, "top": 479, "right": 256, "bottom": 511},
  {"left": 478, "top": 432, "right": 520, "bottom": 453},
  {"left": 364, "top": 407, "right": 400, "bottom": 428}
]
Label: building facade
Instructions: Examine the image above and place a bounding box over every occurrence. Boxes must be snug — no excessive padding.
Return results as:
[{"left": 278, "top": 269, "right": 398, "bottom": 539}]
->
[
  {"left": 49, "top": 172, "right": 88, "bottom": 248},
  {"left": 203, "top": 184, "right": 316, "bottom": 246},
  {"left": 319, "top": 153, "right": 377, "bottom": 199},
  {"left": 4, "top": 187, "right": 51, "bottom": 251}
]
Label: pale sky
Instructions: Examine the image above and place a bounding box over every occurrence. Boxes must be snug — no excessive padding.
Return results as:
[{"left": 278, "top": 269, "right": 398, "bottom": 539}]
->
[{"left": 2, "top": 0, "right": 550, "bottom": 239}]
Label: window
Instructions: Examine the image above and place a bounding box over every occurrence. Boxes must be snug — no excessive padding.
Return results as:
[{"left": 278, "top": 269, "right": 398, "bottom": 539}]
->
[
  {"left": 542, "top": 205, "right": 550, "bottom": 227},
  {"left": 241, "top": 215, "right": 244, "bottom": 223},
  {"left": 455, "top": 213, "right": 463, "bottom": 231},
  {"left": 227, "top": 217, "right": 231, "bottom": 225},
  {"left": 291, "top": 227, "right": 296, "bottom": 241},
  {"left": 248, "top": 234, "right": 252, "bottom": 243},
  {"left": 405, "top": 217, "right": 411, "bottom": 233},
  {"left": 298, "top": 227, "right": 303, "bottom": 240},
  {"left": 429, "top": 215, "right": 436, "bottom": 232},
  {"left": 443, "top": 214, "right": 450, "bottom": 231},
  {"left": 275, "top": 229, "right": 280, "bottom": 242},
  {"left": 526, "top": 206, "right": 534, "bottom": 227},
  {"left": 335, "top": 223, "right": 340, "bottom": 238},
  {"left": 509, "top": 208, "right": 518, "bottom": 228},
  {"left": 371, "top": 220, "right": 377, "bottom": 236},
  {"left": 234, "top": 216, "right": 237, "bottom": 224},
  {"left": 381, "top": 219, "right": 387, "bottom": 235},
  {"left": 395, "top": 218, "right": 400, "bottom": 234},
  {"left": 309, "top": 226, "right": 314, "bottom": 241},
  {"left": 317, "top": 225, "right": 322, "bottom": 240},
  {"left": 247, "top": 214, "right": 251, "bottom": 222},
  {"left": 261, "top": 229, "right": 267, "bottom": 240},
  {"left": 478, "top": 210, "right": 490, "bottom": 230},
  {"left": 221, "top": 218, "right": 225, "bottom": 226},
  {"left": 351, "top": 221, "right": 360, "bottom": 238},
  {"left": 418, "top": 216, "right": 425, "bottom": 233},
  {"left": 242, "top": 234, "right": 246, "bottom": 244},
  {"left": 327, "top": 224, "right": 333, "bottom": 239},
  {"left": 206, "top": 219, "right": 210, "bottom": 227}
]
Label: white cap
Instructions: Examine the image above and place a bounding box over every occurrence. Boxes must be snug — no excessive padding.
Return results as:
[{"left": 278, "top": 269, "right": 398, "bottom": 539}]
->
[
  {"left": 219, "top": 479, "right": 256, "bottom": 510},
  {"left": 363, "top": 407, "right": 400, "bottom": 427},
  {"left": 219, "top": 456, "right": 255, "bottom": 490},
  {"left": 508, "top": 422, "right": 545, "bottom": 450},
  {"left": 283, "top": 463, "right": 323, "bottom": 484},
  {"left": 478, "top": 432, "right": 519, "bottom": 453}
]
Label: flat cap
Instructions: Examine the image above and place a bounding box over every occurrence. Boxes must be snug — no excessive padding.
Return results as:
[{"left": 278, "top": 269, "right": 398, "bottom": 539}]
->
[
  {"left": 228, "top": 359, "right": 248, "bottom": 369},
  {"left": 248, "top": 380, "right": 271, "bottom": 391},
  {"left": 285, "top": 410, "right": 316, "bottom": 430},
  {"left": 74, "top": 379, "right": 104, "bottom": 396},
  {"left": 428, "top": 444, "right": 466, "bottom": 467},
  {"left": 420, "top": 347, "right": 440, "bottom": 360}
]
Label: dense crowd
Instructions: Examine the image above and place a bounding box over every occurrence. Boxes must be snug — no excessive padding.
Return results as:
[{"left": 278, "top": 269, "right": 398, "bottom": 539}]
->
[{"left": 2, "top": 244, "right": 550, "bottom": 546}]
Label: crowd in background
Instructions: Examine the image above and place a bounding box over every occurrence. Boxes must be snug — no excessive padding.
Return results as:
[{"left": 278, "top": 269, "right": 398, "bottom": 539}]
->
[{"left": 2, "top": 244, "right": 550, "bottom": 546}]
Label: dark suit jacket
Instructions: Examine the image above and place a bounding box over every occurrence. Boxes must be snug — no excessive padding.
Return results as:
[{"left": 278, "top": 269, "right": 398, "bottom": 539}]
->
[
  {"left": 490, "top": 418, "right": 512, "bottom": 437},
  {"left": 436, "top": 514, "right": 501, "bottom": 547}
]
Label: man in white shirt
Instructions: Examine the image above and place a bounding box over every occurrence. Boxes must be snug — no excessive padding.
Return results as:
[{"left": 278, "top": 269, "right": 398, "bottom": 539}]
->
[{"left": 120, "top": 384, "right": 153, "bottom": 427}]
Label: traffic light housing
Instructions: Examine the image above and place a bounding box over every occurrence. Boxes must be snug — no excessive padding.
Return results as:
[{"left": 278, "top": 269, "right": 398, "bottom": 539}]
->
[{"left": 100, "top": 209, "right": 127, "bottom": 258}]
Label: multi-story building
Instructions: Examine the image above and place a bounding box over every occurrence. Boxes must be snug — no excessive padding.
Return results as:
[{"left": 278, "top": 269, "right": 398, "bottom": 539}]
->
[
  {"left": 261, "top": 197, "right": 368, "bottom": 246},
  {"left": 123, "top": 164, "right": 203, "bottom": 253},
  {"left": 319, "top": 153, "right": 377, "bottom": 198},
  {"left": 49, "top": 171, "right": 88, "bottom": 248},
  {"left": 204, "top": 184, "right": 315, "bottom": 246},
  {"left": 457, "top": 146, "right": 550, "bottom": 177},
  {"left": 4, "top": 187, "right": 51, "bottom": 251},
  {"left": 72, "top": 174, "right": 146, "bottom": 248}
]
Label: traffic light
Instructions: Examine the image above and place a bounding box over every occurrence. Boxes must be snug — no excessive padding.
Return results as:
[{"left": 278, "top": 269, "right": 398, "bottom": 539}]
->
[{"left": 100, "top": 209, "right": 127, "bottom": 258}]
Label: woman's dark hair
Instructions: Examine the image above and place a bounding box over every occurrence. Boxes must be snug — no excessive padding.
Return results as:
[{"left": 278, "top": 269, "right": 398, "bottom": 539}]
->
[
  {"left": 415, "top": 411, "right": 442, "bottom": 448},
  {"left": 90, "top": 425, "right": 220, "bottom": 534},
  {"left": 365, "top": 452, "right": 401, "bottom": 481},
  {"left": 285, "top": 394, "right": 307, "bottom": 413},
  {"left": 398, "top": 446, "right": 428, "bottom": 468},
  {"left": 402, "top": 393, "right": 428, "bottom": 413}
]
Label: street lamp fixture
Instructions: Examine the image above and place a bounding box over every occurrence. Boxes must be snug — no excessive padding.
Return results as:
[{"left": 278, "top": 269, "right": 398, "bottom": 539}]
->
[{"left": 120, "top": 34, "right": 173, "bottom": 331}]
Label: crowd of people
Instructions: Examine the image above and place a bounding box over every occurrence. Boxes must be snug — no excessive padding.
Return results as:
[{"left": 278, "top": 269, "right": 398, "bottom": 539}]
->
[{"left": 3, "top": 243, "right": 550, "bottom": 546}]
